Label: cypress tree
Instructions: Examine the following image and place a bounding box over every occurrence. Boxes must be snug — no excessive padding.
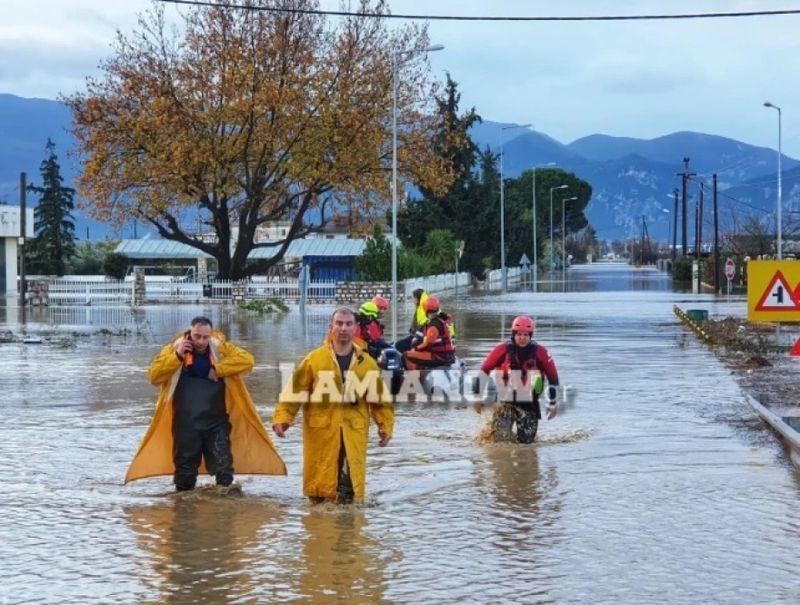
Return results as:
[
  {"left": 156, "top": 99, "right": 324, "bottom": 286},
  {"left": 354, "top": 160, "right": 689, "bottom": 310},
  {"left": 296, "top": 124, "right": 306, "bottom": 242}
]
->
[{"left": 27, "top": 139, "right": 76, "bottom": 275}]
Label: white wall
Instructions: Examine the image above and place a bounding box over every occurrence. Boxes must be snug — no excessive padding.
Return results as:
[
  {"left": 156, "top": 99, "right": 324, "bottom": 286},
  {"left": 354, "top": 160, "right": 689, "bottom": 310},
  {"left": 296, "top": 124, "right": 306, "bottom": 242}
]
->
[
  {"left": 4, "top": 237, "right": 17, "bottom": 294},
  {"left": 1, "top": 207, "right": 35, "bottom": 293}
]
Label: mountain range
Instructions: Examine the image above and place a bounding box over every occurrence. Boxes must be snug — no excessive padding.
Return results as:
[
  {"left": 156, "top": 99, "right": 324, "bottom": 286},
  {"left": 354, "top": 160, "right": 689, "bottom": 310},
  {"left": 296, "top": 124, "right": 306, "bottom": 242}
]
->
[
  {"left": 470, "top": 122, "right": 798, "bottom": 241},
  {"left": 1, "top": 93, "right": 796, "bottom": 241}
]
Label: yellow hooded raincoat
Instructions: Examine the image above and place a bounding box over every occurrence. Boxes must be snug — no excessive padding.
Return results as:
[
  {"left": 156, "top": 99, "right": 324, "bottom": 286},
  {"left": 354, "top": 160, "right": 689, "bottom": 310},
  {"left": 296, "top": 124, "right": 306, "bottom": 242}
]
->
[
  {"left": 125, "top": 332, "right": 286, "bottom": 483},
  {"left": 273, "top": 339, "right": 394, "bottom": 502}
]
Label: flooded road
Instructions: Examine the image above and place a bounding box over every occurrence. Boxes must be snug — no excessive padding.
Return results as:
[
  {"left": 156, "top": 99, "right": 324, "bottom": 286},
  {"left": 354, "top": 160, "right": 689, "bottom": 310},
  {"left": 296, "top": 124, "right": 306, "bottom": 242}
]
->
[{"left": 2, "top": 264, "right": 799, "bottom": 604}]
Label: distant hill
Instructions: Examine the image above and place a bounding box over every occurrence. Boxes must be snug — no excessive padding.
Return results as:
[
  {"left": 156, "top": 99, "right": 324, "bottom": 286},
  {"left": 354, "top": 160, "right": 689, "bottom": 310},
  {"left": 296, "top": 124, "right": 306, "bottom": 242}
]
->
[
  {"left": 471, "top": 121, "right": 798, "bottom": 239},
  {"left": 567, "top": 131, "right": 797, "bottom": 187},
  {"left": 715, "top": 164, "right": 800, "bottom": 223},
  {"left": 0, "top": 94, "right": 114, "bottom": 240},
  {"left": 2, "top": 94, "right": 798, "bottom": 242}
]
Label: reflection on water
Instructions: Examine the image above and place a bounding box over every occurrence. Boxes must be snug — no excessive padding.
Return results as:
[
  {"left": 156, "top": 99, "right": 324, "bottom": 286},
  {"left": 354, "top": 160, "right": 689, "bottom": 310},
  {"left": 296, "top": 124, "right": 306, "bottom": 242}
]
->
[
  {"left": 532, "top": 262, "right": 672, "bottom": 293},
  {"left": 481, "top": 444, "right": 549, "bottom": 510},
  {"left": 2, "top": 263, "right": 800, "bottom": 603},
  {"left": 296, "top": 508, "right": 390, "bottom": 604},
  {"left": 126, "top": 493, "right": 285, "bottom": 604}
]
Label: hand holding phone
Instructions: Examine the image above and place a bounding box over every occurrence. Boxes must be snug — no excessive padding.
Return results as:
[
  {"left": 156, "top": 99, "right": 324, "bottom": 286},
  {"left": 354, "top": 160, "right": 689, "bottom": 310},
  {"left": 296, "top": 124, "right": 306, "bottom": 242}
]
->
[{"left": 175, "top": 331, "right": 194, "bottom": 359}]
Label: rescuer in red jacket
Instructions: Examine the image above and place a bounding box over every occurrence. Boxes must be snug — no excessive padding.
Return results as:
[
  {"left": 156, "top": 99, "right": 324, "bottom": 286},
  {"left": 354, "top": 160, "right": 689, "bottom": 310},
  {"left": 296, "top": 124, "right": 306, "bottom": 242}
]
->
[
  {"left": 477, "top": 315, "right": 559, "bottom": 443},
  {"left": 402, "top": 296, "right": 456, "bottom": 370}
]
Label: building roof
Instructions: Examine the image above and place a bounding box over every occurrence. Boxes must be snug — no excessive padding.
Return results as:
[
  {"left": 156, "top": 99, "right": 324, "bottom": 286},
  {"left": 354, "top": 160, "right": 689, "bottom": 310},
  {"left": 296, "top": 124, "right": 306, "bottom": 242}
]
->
[{"left": 115, "top": 237, "right": 367, "bottom": 260}]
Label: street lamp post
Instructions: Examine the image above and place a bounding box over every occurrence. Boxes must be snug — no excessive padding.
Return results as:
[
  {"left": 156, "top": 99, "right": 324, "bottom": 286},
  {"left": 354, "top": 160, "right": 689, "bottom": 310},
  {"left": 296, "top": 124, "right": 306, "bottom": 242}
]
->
[
  {"left": 764, "top": 101, "right": 783, "bottom": 260},
  {"left": 499, "top": 123, "right": 531, "bottom": 292},
  {"left": 662, "top": 207, "right": 671, "bottom": 256},
  {"left": 532, "top": 162, "right": 555, "bottom": 291},
  {"left": 549, "top": 185, "right": 568, "bottom": 274},
  {"left": 764, "top": 100, "right": 783, "bottom": 346},
  {"left": 561, "top": 196, "right": 578, "bottom": 281},
  {"left": 391, "top": 44, "right": 443, "bottom": 342}
]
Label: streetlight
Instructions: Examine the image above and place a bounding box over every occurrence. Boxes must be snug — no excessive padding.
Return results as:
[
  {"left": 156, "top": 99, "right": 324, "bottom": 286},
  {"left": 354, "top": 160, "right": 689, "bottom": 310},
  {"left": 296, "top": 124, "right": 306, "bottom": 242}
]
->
[
  {"left": 532, "top": 162, "right": 555, "bottom": 291},
  {"left": 549, "top": 184, "right": 568, "bottom": 273},
  {"left": 391, "top": 43, "right": 444, "bottom": 341},
  {"left": 661, "top": 207, "right": 671, "bottom": 256},
  {"left": 499, "top": 123, "right": 532, "bottom": 292},
  {"left": 764, "top": 101, "right": 782, "bottom": 260},
  {"left": 764, "top": 100, "right": 783, "bottom": 346},
  {"left": 561, "top": 196, "right": 578, "bottom": 281}
]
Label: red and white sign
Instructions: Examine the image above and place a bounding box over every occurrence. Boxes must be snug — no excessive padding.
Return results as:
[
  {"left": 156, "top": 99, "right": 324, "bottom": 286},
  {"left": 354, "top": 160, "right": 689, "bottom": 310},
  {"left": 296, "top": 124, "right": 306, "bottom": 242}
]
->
[
  {"left": 754, "top": 270, "right": 800, "bottom": 311},
  {"left": 725, "top": 258, "right": 735, "bottom": 281}
]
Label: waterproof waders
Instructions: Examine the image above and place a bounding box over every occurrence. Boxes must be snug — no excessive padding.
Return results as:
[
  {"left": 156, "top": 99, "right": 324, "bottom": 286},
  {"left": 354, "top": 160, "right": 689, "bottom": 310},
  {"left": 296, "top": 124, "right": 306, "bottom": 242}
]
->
[
  {"left": 493, "top": 401, "right": 540, "bottom": 444},
  {"left": 172, "top": 375, "right": 234, "bottom": 490},
  {"left": 337, "top": 432, "right": 355, "bottom": 504}
]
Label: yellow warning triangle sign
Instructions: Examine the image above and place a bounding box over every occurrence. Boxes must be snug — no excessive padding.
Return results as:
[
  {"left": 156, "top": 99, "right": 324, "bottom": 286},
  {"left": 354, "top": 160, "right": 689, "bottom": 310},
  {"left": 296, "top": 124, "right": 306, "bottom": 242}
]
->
[{"left": 755, "top": 270, "right": 800, "bottom": 311}]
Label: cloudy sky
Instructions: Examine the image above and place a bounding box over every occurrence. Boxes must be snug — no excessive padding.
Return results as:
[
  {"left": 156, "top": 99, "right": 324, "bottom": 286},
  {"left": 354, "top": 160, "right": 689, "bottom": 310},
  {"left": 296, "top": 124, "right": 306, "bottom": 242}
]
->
[{"left": 4, "top": 0, "right": 800, "bottom": 155}]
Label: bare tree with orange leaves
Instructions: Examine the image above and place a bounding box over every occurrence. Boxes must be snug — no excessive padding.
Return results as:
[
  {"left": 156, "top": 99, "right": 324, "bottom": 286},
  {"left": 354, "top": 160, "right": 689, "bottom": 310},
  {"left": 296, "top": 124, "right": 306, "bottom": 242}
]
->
[{"left": 66, "top": 0, "right": 454, "bottom": 279}]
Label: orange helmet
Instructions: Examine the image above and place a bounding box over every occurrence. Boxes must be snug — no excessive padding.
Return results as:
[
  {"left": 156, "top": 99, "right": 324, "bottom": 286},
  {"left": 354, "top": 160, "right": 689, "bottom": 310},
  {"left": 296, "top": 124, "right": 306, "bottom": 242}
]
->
[
  {"left": 423, "top": 296, "right": 440, "bottom": 313},
  {"left": 372, "top": 295, "right": 389, "bottom": 312},
  {"left": 511, "top": 315, "right": 535, "bottom": 335}
]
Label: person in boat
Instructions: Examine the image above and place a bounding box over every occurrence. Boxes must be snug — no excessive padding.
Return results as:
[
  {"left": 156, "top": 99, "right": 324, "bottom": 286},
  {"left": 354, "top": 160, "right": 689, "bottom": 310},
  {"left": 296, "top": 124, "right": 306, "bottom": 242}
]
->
[
  {"left": 125, "top": 316, "right": 286, "bottom": 491},
  {"left": 476, "top": 315, "right": 559, "bottom": 444},
  {"left": 353, "top": 301, "right": 390, "bottom": 359},
  {"left": 402, "top": 296, "right": 456, "bottom": 370},
  {"left": 394, "top": 288, "right": 427, "bottom": 353},
  {"left": 371, "top": 295, "right": 389, "bottom": 327},
  {"left": 272, "top": 307, "right": 394, "bottom": 504}
]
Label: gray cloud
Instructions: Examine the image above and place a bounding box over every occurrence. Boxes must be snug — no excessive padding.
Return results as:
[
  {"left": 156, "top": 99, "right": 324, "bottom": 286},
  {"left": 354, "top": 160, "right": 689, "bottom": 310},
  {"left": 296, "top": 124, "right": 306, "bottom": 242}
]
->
[{"left": 3, "top": 0, "right": 800, "bottom": 154}]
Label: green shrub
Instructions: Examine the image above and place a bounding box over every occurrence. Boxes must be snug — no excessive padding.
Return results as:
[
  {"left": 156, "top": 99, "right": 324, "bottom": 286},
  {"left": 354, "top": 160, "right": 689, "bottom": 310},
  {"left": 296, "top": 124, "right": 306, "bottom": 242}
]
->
[
  {"left": 671, "top": 256, "right": 693, "bottom": 282},
  {"left": 103, "top": 252, "right": 129, "bottom": 280}
]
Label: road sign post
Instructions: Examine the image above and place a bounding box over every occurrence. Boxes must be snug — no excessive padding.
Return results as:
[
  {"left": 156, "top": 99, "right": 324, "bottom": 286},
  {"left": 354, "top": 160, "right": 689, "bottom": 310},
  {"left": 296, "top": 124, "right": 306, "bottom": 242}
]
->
[{"left": 725, "top": 257, "right": 735, "bottom": 297}]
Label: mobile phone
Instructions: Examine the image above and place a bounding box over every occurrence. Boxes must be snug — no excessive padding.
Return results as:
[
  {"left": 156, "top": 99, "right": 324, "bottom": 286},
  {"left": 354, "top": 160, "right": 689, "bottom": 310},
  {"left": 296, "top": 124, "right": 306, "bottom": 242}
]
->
[{"left": 183, "top": 331, "right": 194, "bottom": 366}]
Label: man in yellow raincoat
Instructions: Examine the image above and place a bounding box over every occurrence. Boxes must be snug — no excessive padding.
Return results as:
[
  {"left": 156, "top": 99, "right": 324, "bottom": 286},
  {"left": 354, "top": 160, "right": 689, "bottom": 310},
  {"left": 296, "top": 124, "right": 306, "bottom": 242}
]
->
[
  {"left": 125, "top": 316, "right": 286, "bottom": 490},
  {"left": 272, "top": 307, "right": 394, "bottom": 504}
]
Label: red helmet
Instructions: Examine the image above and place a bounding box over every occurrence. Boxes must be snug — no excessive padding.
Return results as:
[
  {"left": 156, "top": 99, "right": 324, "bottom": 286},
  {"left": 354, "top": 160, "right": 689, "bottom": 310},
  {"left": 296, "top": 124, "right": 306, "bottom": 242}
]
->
[
  {"left": 511, "top": 315, "right": 535, "bottom": 335},
  {"left": 423, "top": 296, "right": 440, "bottom": 313},
  {"left": 372, "top": 295, "right": 389, "bottom": 311}
]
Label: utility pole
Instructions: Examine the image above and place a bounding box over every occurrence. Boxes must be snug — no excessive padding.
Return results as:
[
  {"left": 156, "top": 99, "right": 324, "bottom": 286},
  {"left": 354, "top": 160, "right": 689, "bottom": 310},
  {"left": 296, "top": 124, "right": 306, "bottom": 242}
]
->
[
  {"left": 698, "top": 182, "right": 704, "bottom": 258},
  {"left": 640, "top": 215, "right": 645, "bottom": 265},
  {"left": 677, "top": 157, "right": 695, "bottom": 255},
  {"left": 19, "top": 172, "right": 27, "bottom": 302},
  {"left": 694, "top": 200, "right": 699, "bottom": 258},
  {"left": 713, "top": 173, "right": 719, "bottom": 293},
  {"left": 672, "top": 188, "right": 678, "bottom": 261}
]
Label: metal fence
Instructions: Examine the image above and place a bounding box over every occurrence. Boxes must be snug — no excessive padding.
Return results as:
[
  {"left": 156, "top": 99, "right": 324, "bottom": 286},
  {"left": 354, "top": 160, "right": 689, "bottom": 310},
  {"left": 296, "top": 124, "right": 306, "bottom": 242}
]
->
[
  {"left": 47, "top": 279, "right": 131, "bottom": 306},
  {"left": 35, "top": 271, "right": 483, "bottom": 306},
  {"left": 36, "top": 277, "right": 338, "bottom": 306}
]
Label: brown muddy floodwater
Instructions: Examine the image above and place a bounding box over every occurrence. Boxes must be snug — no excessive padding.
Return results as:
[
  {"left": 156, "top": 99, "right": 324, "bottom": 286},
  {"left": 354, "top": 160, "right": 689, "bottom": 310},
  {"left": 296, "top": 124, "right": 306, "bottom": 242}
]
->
[{"left": 1, "top": 264, "right": 799, "bottom": 604}]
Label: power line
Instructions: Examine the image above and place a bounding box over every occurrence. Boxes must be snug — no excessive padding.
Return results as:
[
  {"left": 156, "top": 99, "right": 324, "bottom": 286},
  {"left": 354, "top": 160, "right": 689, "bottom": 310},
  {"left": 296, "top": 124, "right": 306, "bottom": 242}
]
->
[
  {"left": 155, "top": 0, "right": 800, "bottom": 22},
  {"left": 688, "top": 175, "right": 768, "bottom": 215}
]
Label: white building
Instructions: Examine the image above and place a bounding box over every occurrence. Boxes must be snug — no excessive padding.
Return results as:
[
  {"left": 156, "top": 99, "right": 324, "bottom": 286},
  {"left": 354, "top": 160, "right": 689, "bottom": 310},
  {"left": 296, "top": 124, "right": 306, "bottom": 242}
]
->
[{"left": 0, "top": 206, "right": 35, "bottom": 294}]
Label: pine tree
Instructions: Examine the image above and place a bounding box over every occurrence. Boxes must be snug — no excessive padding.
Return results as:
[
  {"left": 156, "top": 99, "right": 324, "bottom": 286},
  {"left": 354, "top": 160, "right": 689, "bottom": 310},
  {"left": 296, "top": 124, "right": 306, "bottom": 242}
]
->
[{"left": 27, "top": 139, "right": 76, "bottom": 275}]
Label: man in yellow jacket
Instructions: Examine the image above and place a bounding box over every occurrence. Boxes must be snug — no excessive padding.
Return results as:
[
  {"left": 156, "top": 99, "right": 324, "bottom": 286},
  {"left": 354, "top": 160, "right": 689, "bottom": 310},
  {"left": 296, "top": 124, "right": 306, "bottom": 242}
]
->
[
  {"left": 273, "top": 307, "right": 394, "bottom": 504},
  {"left": 125, "top": 316, "right": 286, "bottom": 490}
]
